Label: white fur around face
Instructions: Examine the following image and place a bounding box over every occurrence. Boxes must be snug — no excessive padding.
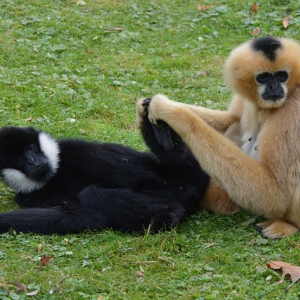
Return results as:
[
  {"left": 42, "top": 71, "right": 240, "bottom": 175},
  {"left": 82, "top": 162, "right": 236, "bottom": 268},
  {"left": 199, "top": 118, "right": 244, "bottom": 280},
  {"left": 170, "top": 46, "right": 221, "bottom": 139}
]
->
[
  {"left": 38, "top": 131, "right": 60, "bottom": 174},
  {"left": 1, "top": 169, "right": 46, "bottom": 193},
  {"left": 1, "top": 131, "right": 60, "bottom": 194}
]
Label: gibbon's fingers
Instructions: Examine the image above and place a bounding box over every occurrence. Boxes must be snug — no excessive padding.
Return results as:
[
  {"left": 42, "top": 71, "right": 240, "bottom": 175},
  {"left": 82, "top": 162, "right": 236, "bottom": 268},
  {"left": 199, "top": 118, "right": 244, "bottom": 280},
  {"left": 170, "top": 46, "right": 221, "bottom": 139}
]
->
[
  {"left": 147, "top": 94, "right": 287, "bottom": 218},
  {"left": 136, "top": 97, "right": 174, "bottom": 151}
]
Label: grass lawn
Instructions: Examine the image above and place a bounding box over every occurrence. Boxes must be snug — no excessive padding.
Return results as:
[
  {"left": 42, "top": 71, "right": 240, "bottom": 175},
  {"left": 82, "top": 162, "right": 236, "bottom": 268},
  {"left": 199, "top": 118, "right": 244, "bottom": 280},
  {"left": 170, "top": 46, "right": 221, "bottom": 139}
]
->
[{"left": 1, "top": 0, "right": 300, "bottom": 299}]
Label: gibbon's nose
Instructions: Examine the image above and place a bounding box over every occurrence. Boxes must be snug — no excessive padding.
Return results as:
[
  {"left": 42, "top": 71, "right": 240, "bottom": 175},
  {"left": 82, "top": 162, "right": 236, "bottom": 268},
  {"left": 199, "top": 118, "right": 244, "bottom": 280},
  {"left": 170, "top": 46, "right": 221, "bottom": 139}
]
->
[{"left": 262, "top": 81, "right": 285, "bottom": 101}]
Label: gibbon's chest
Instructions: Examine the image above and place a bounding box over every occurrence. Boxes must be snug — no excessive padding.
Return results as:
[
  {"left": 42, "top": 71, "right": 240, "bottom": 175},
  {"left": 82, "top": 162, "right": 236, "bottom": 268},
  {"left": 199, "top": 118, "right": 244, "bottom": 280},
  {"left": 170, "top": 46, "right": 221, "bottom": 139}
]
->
[
  {"left": 241, "top": 136, "right": 259, "bottom": 160},
  {"left": 240, "top": 104, "right": 269, "bottom": 161}
]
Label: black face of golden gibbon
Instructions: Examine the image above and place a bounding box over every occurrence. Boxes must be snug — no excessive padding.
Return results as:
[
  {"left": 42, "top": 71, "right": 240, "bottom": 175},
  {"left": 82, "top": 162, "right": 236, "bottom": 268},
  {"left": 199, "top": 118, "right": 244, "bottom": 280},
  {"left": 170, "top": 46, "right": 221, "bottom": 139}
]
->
[
  {"left": 225, "top": 36, "right": 300, "bottom": 109},
  {"left": 255, "top": 70, "right": 288, "bottom": 101},
  {"left": 252, "top": 37, "right": 288, "bottom": 102}
]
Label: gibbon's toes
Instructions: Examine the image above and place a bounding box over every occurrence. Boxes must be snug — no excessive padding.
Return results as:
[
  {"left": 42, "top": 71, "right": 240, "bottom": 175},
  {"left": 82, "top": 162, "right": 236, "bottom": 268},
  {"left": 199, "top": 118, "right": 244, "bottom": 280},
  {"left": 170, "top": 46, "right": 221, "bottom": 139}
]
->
[
  {"left": 255, "top": 224, "right": 263, "bottom": 234},
  {"left": 259, "top": 220, "right": 299, "bottom": 239},
  {"left": 136, "top": 98, "right": 150, "bottom": 128},
  {"left": 256, "top": 219, "right": 276, "bottom": 229},
  {"left": 142, "top": 97, "right": 152, "bottom": 108}
]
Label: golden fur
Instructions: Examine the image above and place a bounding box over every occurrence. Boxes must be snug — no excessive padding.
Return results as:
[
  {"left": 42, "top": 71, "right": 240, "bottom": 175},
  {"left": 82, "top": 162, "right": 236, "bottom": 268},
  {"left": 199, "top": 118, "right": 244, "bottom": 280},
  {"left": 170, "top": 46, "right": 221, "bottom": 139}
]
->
[{"left": 136, "top": 37, "right": 300, "bottom": 238}]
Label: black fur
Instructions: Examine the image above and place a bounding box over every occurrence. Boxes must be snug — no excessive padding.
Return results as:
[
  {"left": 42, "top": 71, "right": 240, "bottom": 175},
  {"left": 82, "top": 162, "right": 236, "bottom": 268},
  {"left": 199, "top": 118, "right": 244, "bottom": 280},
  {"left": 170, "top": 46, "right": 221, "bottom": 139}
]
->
[
  {"left": 252, "top": 36, "right": 282, "bottom": 62},
  {"left": 0, "top": 114, "right": 209, "bottom": 234}
]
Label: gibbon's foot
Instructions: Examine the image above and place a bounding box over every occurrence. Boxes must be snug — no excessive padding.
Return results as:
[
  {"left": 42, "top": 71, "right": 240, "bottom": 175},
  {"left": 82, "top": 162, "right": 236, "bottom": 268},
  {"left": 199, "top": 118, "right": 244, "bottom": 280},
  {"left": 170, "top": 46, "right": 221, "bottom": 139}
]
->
[
  {"left": 256, "top": 219, "right": 299, "bottom": 239},
  {"left": 200, "top": 181, "right": 240, "bottom": 214},
  {"left": 137, "top": 97, "right": 175, "bottom": 151},
  {"left": 142, "top": 97, "right": 152, "bottom": 110},
  {"left": 136, "top": 98, "right": 150, "bottom": 129}
]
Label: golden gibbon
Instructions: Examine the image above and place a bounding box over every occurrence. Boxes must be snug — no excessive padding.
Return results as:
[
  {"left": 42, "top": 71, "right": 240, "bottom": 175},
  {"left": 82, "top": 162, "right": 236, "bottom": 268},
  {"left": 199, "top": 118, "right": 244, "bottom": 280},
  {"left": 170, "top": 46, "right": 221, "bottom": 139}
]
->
[{"left": 136, "top": 36, "right": 300, "bottom": 238}]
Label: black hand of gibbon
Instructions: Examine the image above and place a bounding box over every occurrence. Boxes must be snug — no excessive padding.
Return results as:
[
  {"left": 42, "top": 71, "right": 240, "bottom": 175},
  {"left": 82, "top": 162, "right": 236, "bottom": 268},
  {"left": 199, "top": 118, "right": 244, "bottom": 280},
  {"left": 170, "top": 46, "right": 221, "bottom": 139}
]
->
[{"left": 142, "top": 97, "right": 175, "bottom": 152}]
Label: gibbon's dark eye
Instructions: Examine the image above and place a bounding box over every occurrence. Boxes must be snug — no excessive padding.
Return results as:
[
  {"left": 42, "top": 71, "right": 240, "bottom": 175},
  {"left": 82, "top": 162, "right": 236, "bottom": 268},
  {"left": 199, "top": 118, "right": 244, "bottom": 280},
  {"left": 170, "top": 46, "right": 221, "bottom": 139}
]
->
[
  {"left": 256, "top": 72, "right": 270, "bottom": 84},
  {"left": 17, "top": 157, "right": 23, "bottom": 166},
  {"left": 276, "top": 71, "right": 289, "bottom": 83},
  {"left": 27, "top": 144, "right": 37, "bottom": 152}
]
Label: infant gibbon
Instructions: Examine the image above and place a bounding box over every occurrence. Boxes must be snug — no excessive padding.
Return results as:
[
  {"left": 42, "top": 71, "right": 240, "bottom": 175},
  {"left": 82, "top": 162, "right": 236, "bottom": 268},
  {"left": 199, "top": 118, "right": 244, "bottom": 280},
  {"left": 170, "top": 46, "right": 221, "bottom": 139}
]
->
[
  {"left": 139, "top": 36, "right": 300, "bottom": 238},
  {"left": 0, "top": 112, "right": 209, "bottom": 234}
]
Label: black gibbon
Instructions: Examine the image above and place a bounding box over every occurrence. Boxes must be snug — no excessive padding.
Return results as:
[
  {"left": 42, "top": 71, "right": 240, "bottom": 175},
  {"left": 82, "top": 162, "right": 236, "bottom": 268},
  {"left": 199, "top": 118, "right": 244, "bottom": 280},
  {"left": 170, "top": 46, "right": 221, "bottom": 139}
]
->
[
  {"left": 137, "top": 36, "right": 300, "bottom": 238},
  {"left": 0, "top": 111, "right": 209, "bottom": 234}
]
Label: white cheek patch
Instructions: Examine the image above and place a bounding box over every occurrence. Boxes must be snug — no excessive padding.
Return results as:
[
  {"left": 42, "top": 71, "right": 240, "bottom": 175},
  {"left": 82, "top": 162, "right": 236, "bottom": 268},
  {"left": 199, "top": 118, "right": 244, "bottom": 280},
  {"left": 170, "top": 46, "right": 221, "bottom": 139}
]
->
[
  {"left": 257, "top": 85, "right": 265, "bottom": 98},
  {"left": 38, "top": 132, "right": 60, "bottom": 174},
  {"left": 1, "top": 169, "right": 46, "bottom": 193}
]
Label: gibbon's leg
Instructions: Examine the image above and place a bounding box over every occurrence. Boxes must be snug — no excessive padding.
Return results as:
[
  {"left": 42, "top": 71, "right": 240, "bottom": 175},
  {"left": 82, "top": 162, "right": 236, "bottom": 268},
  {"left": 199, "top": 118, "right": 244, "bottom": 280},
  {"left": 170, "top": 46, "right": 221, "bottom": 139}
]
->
[
  {"left": 137, "top": 99, "right": 199, "bottom": 166},
  {"left": 201, "top": 179, "right": 240, "bottom": 214},
  {"left": 78, "top": 185, "right": 187, "bottom": 232},
  {"left": 146, "top": 95, "right": 288, "bottom": 220},
  {"left": 0, "top": 203, "right": 109, "bottom": 234}
]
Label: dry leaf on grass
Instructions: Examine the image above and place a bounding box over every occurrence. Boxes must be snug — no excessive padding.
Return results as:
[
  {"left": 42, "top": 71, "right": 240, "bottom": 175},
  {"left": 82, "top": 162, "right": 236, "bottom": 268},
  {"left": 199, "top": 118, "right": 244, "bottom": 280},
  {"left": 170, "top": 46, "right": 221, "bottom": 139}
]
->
[
  {"left": 266, "top": 261, "right": 300, "bottom": 290},
  {"left": 250, "top": 27, "right": 260, "bottom": 36},
  {"left": 26, "top": 288, "right": 40, "bottom": 296},
  {"left": 251, "top": 2, "right": 259, "bottom": 13},
  {"left": 25, "top": 117, "right": 33, "bottom": 122},
  {"left": 39, "top": 254, "right": 54, "bottom": 270},
  {"left": 282, "top": 17, "right": 289, "bottom": 29},
  {"left": 9, "top": 282, "right": 27, "bottom": 292},
  {"left": 197, "top": 4, "right": 213, "bottom": 11}
]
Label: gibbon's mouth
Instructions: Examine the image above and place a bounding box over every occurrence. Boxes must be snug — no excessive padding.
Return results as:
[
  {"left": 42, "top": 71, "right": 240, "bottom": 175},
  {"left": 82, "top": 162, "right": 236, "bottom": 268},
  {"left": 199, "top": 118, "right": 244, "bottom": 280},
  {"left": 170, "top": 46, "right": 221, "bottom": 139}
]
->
[
  {"left": 30, "top": 160, "right": 51, "bottom": 178},
  {"left": 262, "top": 93, "right": 285, "bottom": 102}
]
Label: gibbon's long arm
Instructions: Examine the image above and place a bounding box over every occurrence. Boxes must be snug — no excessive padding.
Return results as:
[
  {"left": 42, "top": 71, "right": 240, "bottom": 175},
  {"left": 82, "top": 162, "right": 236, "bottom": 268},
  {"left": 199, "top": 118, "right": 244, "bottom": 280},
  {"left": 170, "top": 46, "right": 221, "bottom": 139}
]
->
[
  {"left": 145, "top": 95, "right": 287, "bottom": 217},
  {"left": 173, "top": 102, "right": 240, "bottom": 133},
  {"left": 137, "top": 98, "right": 240, "bottom": 134}
]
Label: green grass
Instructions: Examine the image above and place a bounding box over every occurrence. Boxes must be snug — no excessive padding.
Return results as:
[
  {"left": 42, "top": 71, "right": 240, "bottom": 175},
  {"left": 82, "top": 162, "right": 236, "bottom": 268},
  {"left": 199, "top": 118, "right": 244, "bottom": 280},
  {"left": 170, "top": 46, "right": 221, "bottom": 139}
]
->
[{"left": 1, "top": 0, "right": 300, "bottom": 299}]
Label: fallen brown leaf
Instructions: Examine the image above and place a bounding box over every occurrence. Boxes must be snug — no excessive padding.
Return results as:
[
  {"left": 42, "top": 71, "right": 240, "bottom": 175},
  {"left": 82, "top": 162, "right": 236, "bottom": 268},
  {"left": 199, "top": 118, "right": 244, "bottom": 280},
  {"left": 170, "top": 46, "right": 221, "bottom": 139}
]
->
[
  {"left": 9, "top": 282, "right": 27, "bottom": 292},
  {"left": 250, "top": 27, "right": 260, "bottom": 36},
  {"left": 197, "top": 4, "right": 213, "bottom": 11},
  {"left": 266, "top": 261, "right": 300, "bottom": 290},
  {"left": 251, "top": 2, "right": 259, "bottom": 13},
  {"left": 158, "top": 256, "right": 171, "bottom": 262},
  {"left": 136, "top": 270, "right": 144, "bottom": 277},
  {"left": 25, "top": 117, "right": 33, "bottom": 122},
  {"left": 283, "top": 17, "right": 289, "bottom": 29},
  {"left": 39, "top": 254, "right": 54, "bottom": 270}
]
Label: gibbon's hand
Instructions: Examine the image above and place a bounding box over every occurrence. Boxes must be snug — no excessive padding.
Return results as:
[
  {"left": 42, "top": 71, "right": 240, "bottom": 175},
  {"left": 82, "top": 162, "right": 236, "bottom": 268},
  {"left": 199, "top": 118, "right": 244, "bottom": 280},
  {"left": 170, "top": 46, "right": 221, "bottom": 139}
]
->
[
  {"left": 146, "top": 94, "right": 180, "bottom": 125},
  {"left": 142, "top": 97, "right": 175, "bottom": 151}
]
